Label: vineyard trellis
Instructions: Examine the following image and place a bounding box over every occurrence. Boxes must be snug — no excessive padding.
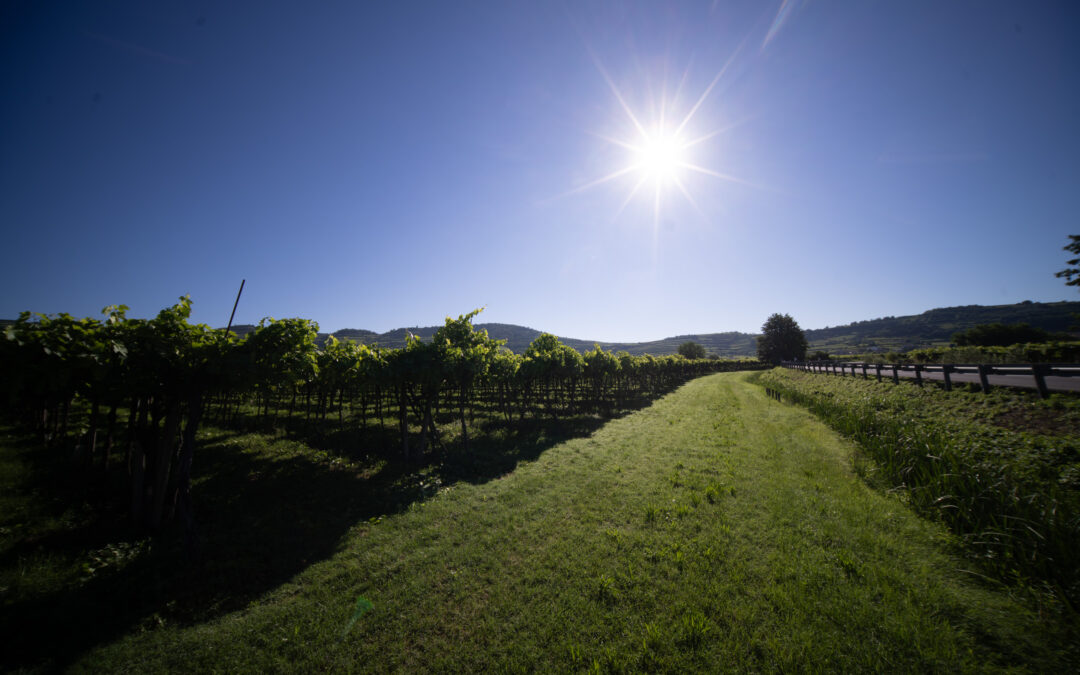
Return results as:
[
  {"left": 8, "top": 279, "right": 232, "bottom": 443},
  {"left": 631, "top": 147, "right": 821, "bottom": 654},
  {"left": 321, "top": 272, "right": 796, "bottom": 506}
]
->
[{"left": 2, "top": 298, "right": 768, "bottom": 534}]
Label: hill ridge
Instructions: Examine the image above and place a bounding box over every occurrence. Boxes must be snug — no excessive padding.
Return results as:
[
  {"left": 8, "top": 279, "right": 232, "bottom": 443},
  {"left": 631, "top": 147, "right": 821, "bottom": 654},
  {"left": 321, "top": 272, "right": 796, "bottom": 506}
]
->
[
  {"left": 224, "top": 300, "right": 1080, "bottom": 356},
  {"left": 7, "top": 301, "right": 1076, "bottom": 357}
]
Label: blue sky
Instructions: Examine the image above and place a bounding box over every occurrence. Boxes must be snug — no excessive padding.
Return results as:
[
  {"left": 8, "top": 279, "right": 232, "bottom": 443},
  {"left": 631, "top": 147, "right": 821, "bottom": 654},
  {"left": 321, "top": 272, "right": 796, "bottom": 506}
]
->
[{"left": 2, "top": 1, "right": 1077, "bottom": 341}]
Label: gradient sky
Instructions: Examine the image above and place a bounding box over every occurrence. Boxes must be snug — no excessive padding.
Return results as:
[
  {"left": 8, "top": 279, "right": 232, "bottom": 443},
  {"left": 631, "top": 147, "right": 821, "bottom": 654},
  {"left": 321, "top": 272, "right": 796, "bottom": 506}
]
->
[{"left": 2, "top": 1, "right": 1078, "bottom": 341}]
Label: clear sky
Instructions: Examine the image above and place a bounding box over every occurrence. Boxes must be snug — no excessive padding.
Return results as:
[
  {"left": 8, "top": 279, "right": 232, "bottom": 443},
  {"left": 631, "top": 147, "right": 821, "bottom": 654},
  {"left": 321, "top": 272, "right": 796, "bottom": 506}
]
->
[{"left": 2, "top": 1, "right": 1078, "bottom": 341}]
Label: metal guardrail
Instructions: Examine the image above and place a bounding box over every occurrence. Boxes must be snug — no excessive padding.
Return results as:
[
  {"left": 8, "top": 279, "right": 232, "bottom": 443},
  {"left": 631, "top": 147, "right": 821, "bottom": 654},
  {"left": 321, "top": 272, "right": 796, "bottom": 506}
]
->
[{"left": 780, "top": 360, "right": 1080, "bottom": 398}]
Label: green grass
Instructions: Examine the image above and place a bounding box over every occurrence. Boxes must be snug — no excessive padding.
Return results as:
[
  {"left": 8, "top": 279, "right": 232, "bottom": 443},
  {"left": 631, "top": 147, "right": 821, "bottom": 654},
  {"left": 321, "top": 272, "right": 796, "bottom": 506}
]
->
[
  {"left": 2, "top": 373, "right": 1075, "bottom": 672},
  {"left": 756, "top": 367, "right": 1080, "bottom": 612}
]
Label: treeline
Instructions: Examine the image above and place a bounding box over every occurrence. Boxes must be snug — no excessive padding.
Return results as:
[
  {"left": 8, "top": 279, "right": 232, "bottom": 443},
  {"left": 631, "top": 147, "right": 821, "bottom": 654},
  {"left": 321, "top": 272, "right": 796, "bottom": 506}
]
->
[{"left": 1, "top": 298, "right": 767, "bottom": 532}]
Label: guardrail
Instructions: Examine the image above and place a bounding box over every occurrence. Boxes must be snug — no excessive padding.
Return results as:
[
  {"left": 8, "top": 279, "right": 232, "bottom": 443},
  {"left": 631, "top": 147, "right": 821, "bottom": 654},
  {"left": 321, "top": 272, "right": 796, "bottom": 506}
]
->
[{"left": 780, "top": 360, "right": 1080, "bottom": 398}]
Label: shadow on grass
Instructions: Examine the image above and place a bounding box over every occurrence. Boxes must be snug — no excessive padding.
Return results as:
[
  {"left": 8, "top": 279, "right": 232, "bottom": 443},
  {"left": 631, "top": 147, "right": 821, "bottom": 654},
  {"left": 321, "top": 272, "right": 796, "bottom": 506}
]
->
[
  {"left": 1, "top": 428, "right": 406, "bottom": 672},
  {"left": 0, "top": 394, "right": 665, "bottom": 672}
]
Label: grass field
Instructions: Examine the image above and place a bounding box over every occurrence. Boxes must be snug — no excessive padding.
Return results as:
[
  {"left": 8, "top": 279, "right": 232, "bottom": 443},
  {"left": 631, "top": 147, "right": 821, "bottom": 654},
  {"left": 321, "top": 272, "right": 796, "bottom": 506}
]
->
[
  {"left": 757, "top": 367, "right": 1080, "bottom": 609},
  {"left": 2, "top": 372, "right": 1074, "bottom": 672}
]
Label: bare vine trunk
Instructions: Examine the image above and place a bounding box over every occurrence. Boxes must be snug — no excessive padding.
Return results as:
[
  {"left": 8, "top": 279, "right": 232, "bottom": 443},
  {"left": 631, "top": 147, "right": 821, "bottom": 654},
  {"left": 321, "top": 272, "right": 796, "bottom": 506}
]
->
[
  {"left": 175, "top": 391, "right": 203, "bottom": 555},
  {"left": 148, "top": 400, "right": 182, "bottom": 530},
  {"left": 398, "top": 383, "right": 410, "bottom": 462}
]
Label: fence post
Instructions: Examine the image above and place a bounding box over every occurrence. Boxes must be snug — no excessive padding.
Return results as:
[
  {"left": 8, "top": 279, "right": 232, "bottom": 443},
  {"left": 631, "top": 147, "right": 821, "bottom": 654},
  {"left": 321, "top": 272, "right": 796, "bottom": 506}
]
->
[
  {"left": 861, "top": 363, "right": 868, "bottom": 379},
  {"left": 941, "top": 365, "right": 953, "bottom": 392},
  {"left": 875, "top": 364, "right": 882, "bottom": 382},
  {"left": 891, "top": 365, "right": 899, "bottom": 385},
  {"left": 913, "top": 364, "right": 923, "bottom": 387},
  {"left": 977, "top": 365, "right": 991, "bottom": 394},
  {"left": 1032, "top": 364, "right": 1050, "bottom": 399}
]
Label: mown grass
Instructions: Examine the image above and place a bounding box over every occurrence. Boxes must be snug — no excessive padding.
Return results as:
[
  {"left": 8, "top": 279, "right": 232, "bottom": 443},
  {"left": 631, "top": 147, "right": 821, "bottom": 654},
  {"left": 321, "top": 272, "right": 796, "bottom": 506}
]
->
[
  {"left": 755, "top": 367, "right": 1080, "bottom": 614},
  {"left": 3, "top": 372, "right": 1076, "bottom": 671}
]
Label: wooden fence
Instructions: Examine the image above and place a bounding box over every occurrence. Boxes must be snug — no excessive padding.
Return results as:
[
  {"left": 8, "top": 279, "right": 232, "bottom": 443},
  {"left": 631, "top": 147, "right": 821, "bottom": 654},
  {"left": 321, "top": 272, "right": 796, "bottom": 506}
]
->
[{"left": 780, "top": 360, "right": 1080, "bottom": 398}]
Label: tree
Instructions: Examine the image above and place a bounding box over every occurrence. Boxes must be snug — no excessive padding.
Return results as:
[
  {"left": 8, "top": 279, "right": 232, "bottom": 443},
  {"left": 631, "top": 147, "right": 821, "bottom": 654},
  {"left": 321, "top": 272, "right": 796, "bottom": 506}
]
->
[
  {"left": 1056, "top": 234, "right": 1080, "bottom": 290},
  {"left": 677, "top": 341, "right": 707, "bottom": 360},
  {"left": 756, "top": 313, "right": 808, "bottom": 364}
]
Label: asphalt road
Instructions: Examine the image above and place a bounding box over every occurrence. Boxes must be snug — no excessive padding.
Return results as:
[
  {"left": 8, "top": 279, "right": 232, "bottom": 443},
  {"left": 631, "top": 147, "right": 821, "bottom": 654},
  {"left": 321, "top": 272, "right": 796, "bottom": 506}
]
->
[{"left": 792, "top": 364, "right": 1080, "bottom": 394}]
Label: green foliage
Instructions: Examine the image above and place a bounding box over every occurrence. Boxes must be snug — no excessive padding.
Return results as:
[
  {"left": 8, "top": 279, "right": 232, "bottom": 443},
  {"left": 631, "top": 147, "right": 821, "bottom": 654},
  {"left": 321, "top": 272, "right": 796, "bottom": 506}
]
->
[
  {"left": 703, "top": 484, "right": 720, "bottom": 504},
  {"left": 246, "top": 316, "right": 320, "bottom": 391},
  {"left": 677, "top": 341, "right": 707, "bottom": 359},
  {"left": 756, "top": 313, "right": 808, "bottom": 364},
  {"left": 678, "top": 611, "right": 710, "bottom": 649},
  {"left": 435, "top": 310, "right": 499, "bottom": 360},
  {"left": 952, "top": 322, "right": 1052, "bottom": 347},
  {"left": 0, "top": 297, "right": 243, "bottom": 530},
  {"left": 1055, "top": 234, "right": 1080, "bottom": 289}
]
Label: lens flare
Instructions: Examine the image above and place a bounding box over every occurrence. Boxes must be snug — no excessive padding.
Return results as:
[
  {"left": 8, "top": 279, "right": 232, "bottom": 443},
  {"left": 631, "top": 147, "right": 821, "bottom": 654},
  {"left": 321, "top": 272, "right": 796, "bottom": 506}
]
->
[{"left": 560, "top": 48, "right": 754, "bottom": 227}]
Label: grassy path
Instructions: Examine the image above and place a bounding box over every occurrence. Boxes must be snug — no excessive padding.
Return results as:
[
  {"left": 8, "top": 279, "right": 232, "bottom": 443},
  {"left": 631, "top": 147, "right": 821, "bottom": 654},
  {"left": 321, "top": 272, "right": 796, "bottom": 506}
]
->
[{"left": 74, "top": 372, "right": 1063, "bottom": 672}]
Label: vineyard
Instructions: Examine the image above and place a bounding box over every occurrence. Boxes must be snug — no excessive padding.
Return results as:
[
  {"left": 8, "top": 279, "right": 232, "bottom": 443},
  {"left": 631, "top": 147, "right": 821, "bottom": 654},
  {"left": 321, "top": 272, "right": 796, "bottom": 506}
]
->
[
  {"left": 0, "top": 298, "right": 766, "bottom": 534},
  {"left": 6, "top": 372, "right": 1074, "bottom": 672},
  {"left": 5, "top": 303, "right": 1078, "bottom": 671}
]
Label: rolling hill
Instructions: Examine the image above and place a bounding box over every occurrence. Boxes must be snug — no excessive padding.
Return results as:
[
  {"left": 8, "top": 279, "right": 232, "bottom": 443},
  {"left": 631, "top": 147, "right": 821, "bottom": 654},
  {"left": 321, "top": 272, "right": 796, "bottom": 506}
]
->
[
  {"left": 320, "top": 301, "right": 1077, "bottom": 356},
  {"left": 7, "top": 301, "right": 1077, "bottom": 358},
  {"left": 225, "top": 300, "right": 1080, "bottom": 356},
  {"left": 803, "top": 300, "right": 1080, "bottom": 354}
]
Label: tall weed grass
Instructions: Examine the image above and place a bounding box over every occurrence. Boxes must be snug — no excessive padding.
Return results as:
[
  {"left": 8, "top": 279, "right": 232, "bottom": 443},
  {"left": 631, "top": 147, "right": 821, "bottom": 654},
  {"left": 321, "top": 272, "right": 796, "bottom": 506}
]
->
[{"left": 755, "top": 369, "right": 1080, "bottom": 611}]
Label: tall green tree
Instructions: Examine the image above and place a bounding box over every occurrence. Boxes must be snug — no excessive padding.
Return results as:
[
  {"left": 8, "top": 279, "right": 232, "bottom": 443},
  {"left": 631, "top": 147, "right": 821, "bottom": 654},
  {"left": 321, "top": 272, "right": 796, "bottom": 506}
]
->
[
  {"left": 677, "top": 341, "right": 707, "bottom": 359},
  {"left": 756, "top": 313, "right": 808, "bottom": 364},
  {"left": 1056, "top": 234, "right": 1080, "bottom": 290}
]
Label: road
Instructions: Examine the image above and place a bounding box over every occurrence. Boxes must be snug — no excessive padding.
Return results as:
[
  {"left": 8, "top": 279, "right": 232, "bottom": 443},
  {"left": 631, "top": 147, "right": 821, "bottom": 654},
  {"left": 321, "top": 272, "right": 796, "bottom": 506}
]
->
[{"left": 787, "top": 363, "right": 1080, "bottom": 394}]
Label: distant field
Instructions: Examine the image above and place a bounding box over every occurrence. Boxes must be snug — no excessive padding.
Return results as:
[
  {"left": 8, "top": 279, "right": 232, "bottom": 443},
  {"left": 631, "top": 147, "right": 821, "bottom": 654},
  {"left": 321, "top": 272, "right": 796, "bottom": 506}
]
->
[{"left": 2, "top": 373, "right": 1073, "bottom": 672}]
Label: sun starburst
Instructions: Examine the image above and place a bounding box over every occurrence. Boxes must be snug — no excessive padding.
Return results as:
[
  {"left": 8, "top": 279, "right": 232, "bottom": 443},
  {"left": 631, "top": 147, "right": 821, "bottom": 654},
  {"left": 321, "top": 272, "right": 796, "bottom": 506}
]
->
[
  {"left": 565, "top": 50, "right": 753, "bottom": 227},
  {"left": 633, "top": 128, "right": 685, "bottom": 182}
]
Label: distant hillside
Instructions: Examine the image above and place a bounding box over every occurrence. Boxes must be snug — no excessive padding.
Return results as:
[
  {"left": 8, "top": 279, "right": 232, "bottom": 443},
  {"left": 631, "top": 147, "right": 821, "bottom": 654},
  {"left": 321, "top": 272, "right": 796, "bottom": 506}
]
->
[
  {"left": 342, "top": 301, "right": 1079, "bottom": 356},
  {"left": 804, "top": 301, "right": 1080, "bottom": 354},
  {"left": 332, "top": 301, "right": 1078, "bottom": 356},
  {"left": 220, "top": 321, "right": 759, "bottom": 356},
  {"left": 322, "top": 324, "right": 758, "bottom": 357},
  {"left": 7, "top": 300, "right": 1078, "bottom": 358},
  {"left": 226, "top": 324, "right": 378, "bottom": 343}
]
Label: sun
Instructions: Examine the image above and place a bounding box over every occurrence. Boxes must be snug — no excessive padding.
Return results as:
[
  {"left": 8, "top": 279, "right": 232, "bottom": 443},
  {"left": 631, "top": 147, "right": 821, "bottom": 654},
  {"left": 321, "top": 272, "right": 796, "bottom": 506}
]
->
[
  {"left": 632, "top": 128, "right": 688, "bottom": 184},
  {"left": 561, "top": 52, "right": 752, "bottom": 223}
]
